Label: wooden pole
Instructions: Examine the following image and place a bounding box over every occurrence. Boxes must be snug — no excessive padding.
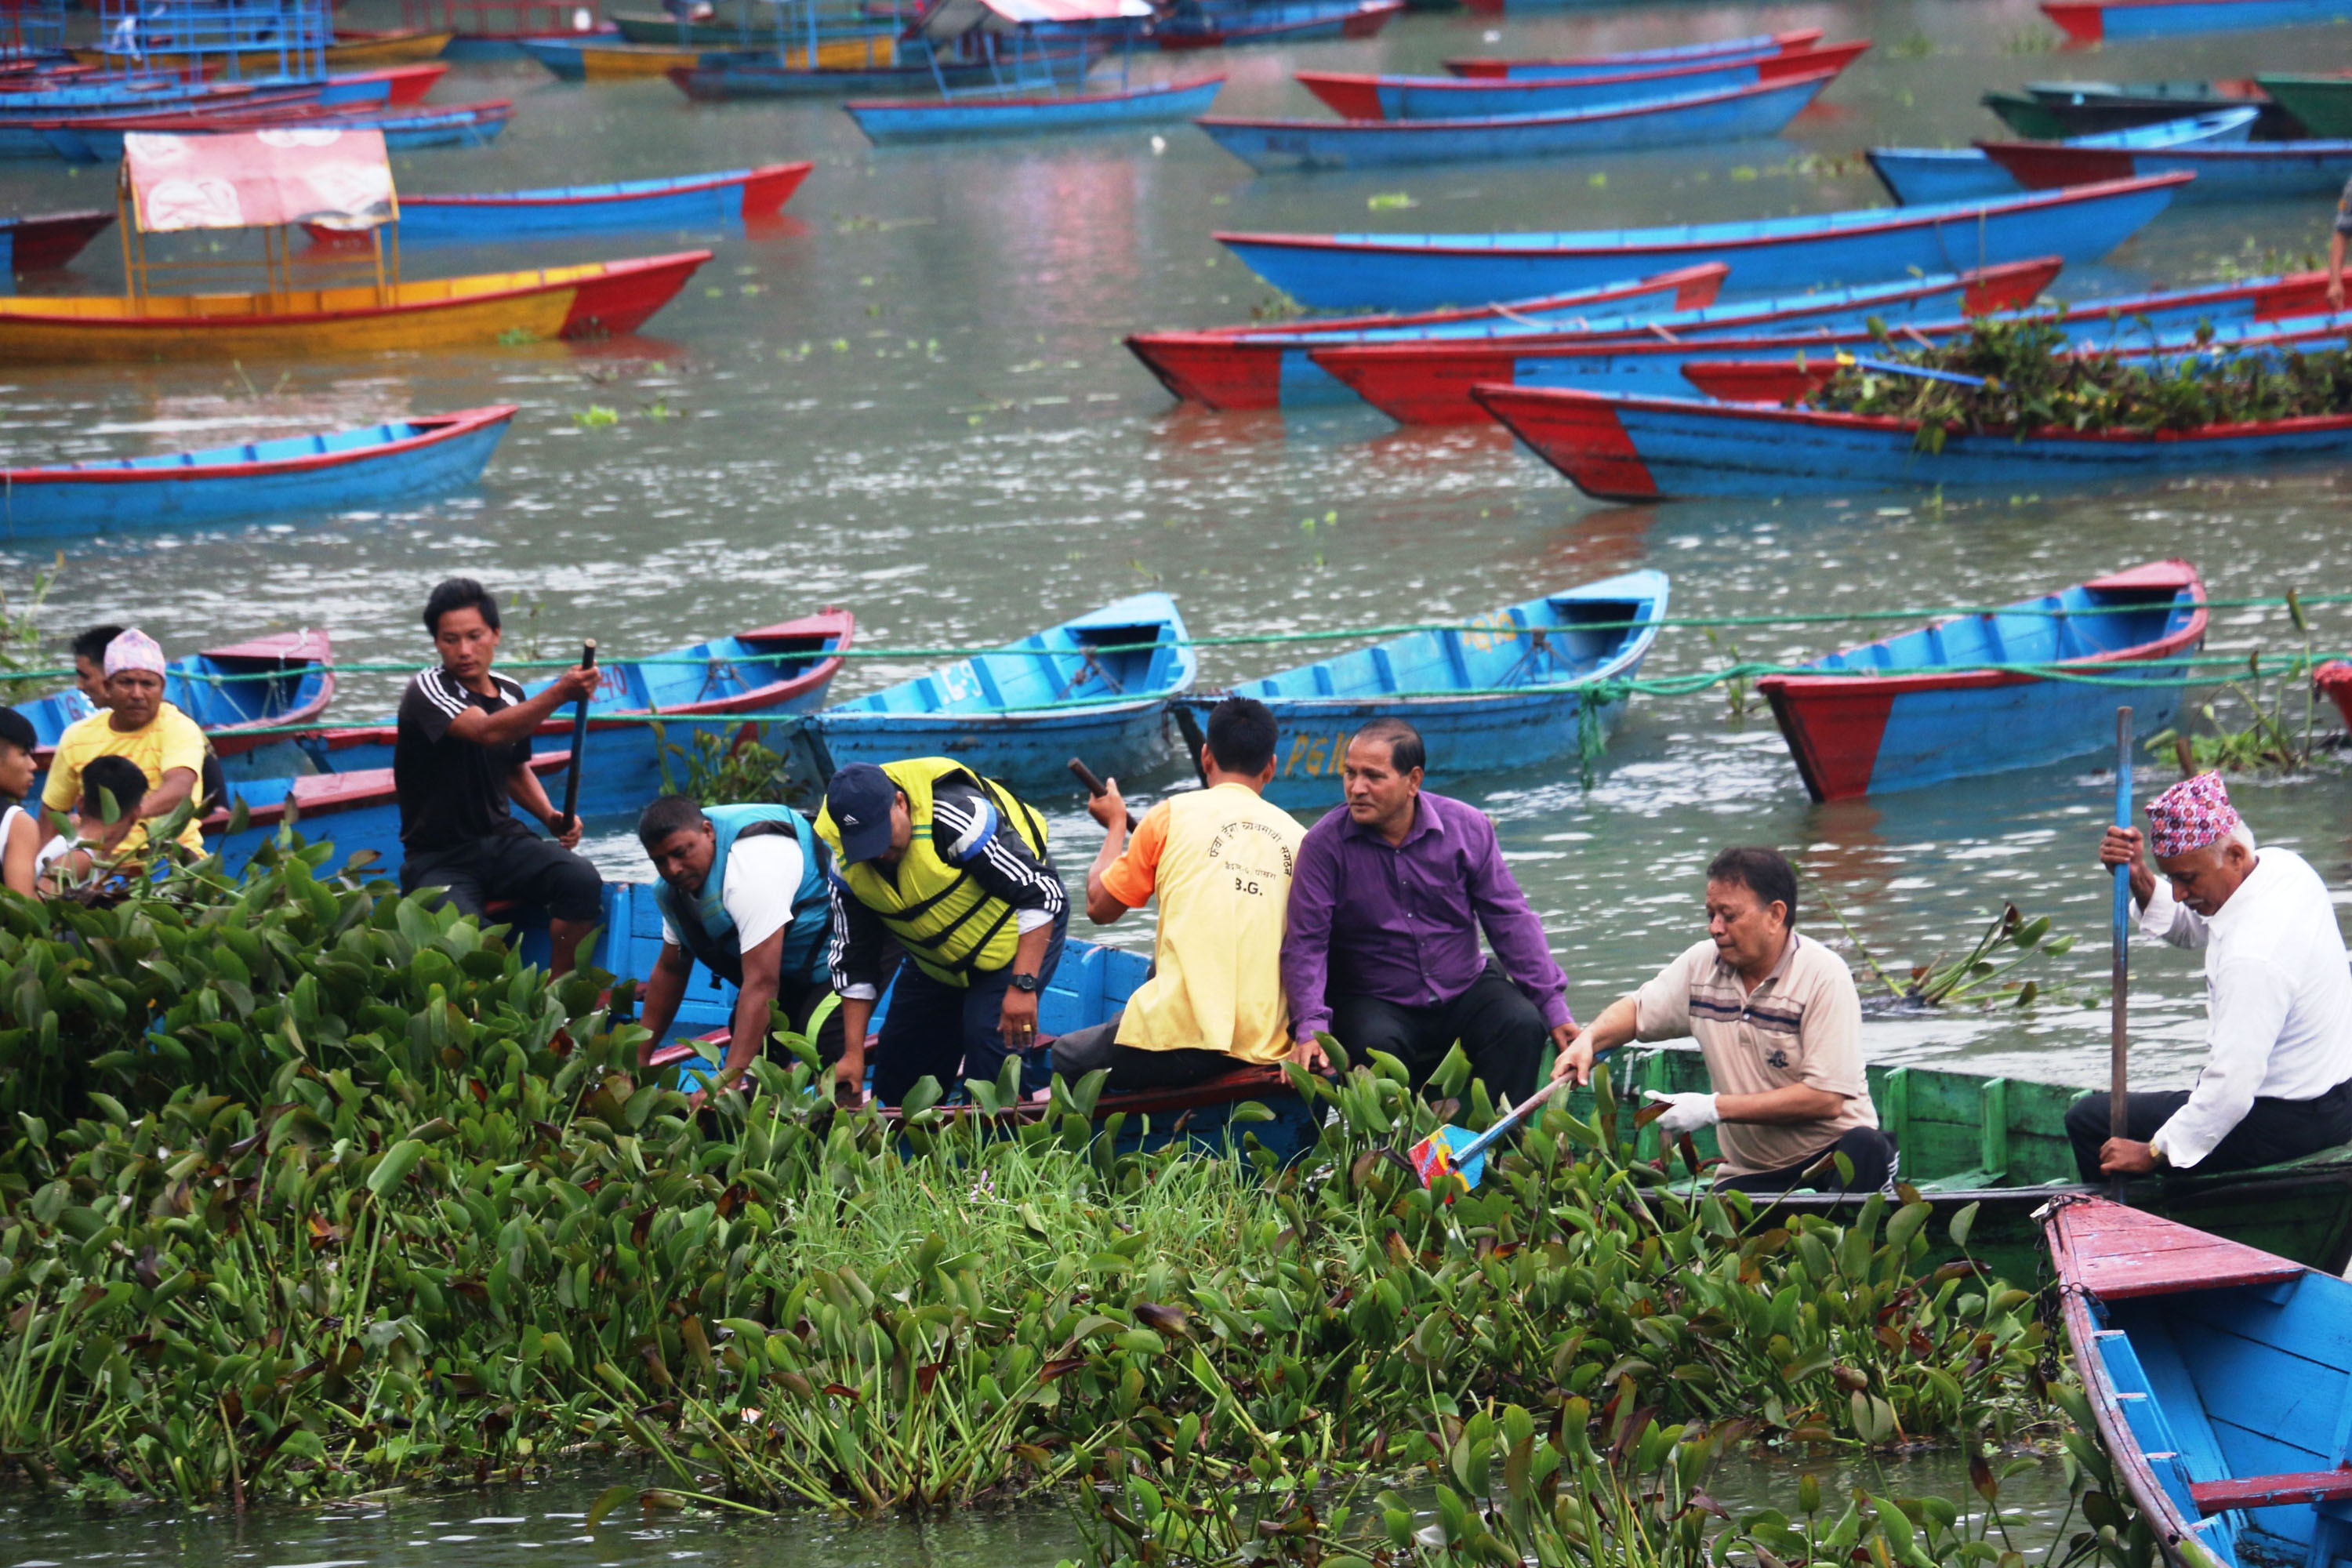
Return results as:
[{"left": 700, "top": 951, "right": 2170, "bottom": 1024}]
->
[
  {"left": 2109, "top": 706, "right": 2133, "bottom": 1200},
  {"left": 558, "top": 641, "right": 597, "bottom": 836}
]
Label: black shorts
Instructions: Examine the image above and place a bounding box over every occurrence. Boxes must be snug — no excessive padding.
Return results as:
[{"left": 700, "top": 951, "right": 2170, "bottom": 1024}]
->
[{"left": 401, "top": 833, "right": 603, "bottom": 924}]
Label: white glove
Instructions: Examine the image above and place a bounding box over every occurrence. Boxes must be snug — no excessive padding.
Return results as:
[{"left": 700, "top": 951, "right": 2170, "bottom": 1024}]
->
[{"left": 1645, "top": 1090, "right": 1719, "bottom": 1137}]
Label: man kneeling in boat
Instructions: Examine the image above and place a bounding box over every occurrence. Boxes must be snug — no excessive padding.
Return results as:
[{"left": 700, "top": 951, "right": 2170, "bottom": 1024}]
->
[
  {"left": 817, "top": 757, "right": 1068, "bottom": 1106},
  {"left": 1549, "top": 847, "right": 1895, "bottom": 1196},
  {"left": 1053, "top": 696, "right": 1312, "bottom": 1091},
  {"left": 2071, "top": 772, "right": 2352, "bottom": 1179},
  {"left": 635, "top": 794, "right": 845, "bottom": 1108}
]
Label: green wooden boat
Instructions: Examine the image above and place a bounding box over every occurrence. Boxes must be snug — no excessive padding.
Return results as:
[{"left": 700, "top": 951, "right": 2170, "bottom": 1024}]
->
[
  {"left": 2252, "top": 74, "right": 2352, "bottom": 137},
  {"left": 1582, "top": 1045, "right": 2352, "bottom": 1288}
]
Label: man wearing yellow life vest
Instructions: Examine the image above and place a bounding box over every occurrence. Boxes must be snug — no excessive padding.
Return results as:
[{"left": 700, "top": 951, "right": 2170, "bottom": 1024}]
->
[
  {"left": 1051, "top": 696, "right": 1315, "bottom": 1091},
  {"left": 815, "top": 757, "right": 1069, "bottom": 1105}
]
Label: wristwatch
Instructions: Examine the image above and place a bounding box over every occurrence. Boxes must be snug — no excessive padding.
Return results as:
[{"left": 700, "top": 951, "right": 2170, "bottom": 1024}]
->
[{"left": 1008, "top": 971, "right": 1042, "bottom": 993}]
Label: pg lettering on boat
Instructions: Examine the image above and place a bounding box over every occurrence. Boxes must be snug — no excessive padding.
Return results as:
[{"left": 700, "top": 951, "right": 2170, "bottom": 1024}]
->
[
  {"left": 938, "top": 660, "right": 983, "bottom": 702},
  {"left": 1461, "top": 612, "right": 1513, "bottom": 652},
  {"left": 1282, "top": 731, "right": 1351, "bottom": 777}
]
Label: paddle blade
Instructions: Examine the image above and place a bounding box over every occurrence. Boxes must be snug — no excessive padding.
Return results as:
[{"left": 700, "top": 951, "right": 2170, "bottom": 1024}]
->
[{"left": 1407, "top": 1124, "right": 1487, "bottom": 1194}]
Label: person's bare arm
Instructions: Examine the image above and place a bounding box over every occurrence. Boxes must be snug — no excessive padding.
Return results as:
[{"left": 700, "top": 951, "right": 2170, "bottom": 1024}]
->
[
  {"left": 637, "top": 942, "right": 692, "bottom": 1065},
  {"left": 2332, "top": 230, "right": 2347, "bottom": 310},
  {"left": 443, "top": 663, "right": 598, "bottom": 747},
  {"left": 508, "top": 763, "right": 582, "bottom": 849},
  {"left": 1549, "top": 993, "right": 1639, "bottom": 1084},
  {"left": 693, "top": 928, "right": 783, "bottom": 1109},
  {"left": 1718, "top": 1083, "right": 1847, "bottom": 1123},
  {"left": 1084, "top": 781, "right": 1133, "bottom": 926},
  {"left": 135, "top": 767, "right": 197, "bottom": 823},
  {"left": 998, "top": 923, "right": 1054, "bottom": 1047},
  {"left": 2, "top": 811, "right": 38, "bottom": 897}
]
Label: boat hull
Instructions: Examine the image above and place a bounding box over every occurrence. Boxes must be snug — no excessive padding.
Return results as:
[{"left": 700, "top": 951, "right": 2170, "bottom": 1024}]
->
[
  {"left": 70, "top": 29, "right": 457, "bottom": 71},
  {"left": 1156, "top": 0, "right": 1400, "bottom": 49},
  {"left": 1, "top": 208, "right": 111, "bottom": 271},
  {"left": 669, "top": 53, "right": 1017, "bottom": 99},
  {"left": 2252, "top": 72, "right": 2352, "bottom": 136},
  {"left": 1440, "top": 29, "right": 1822, "bottom": 78},
  {"left": 49, "top": 101, "right": 516, "bottom": 162},
  {"left": 808, "top": 699, "right": 1178, "bottom": 790},
  {"left": 1868, "top": 105, "right": 2256, "bottom": 203},
  {"left": 1215, "top": 172, "right": 2187, "bottom": 310},
  {"left": 521, "top": 35, "right": 705, "bottom": 76},
  {"left": 2042, "top": 0, "right": 2350, "bottom": 41},
  {"left": 350, "top": 163, "right": 811, "bottom": 242},
  {"left": 1297, "top": 41, "right": 1865, "bottom": 121},
  {"left": 846, "top": 75, "right": 1224, "bottom": 142},
  {"left": 1984, "top": 138, "right": 2352, "bottom": 198}
]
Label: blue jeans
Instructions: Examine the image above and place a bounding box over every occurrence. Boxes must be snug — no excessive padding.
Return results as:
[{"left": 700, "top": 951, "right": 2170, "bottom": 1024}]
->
[{"left": 869, "top": 906, "right": 1066, "bottom": 1106}]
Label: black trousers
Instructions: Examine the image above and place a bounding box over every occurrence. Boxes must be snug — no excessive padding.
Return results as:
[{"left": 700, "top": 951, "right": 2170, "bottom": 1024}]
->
[
  {"left": 775, "top": 971, "right": 848, "bottom": 1069},
  {"left": 2065, "top": 1080, "right": 2352, "bottom": 1181},
  {"left": 401, "top": 832, "right": 604, "bottom": 924},
  {"left": 1715, "top": 1126, "right": 1899, "bottom": 1196},
  {"left": 869, "top": 908, "right": 1067, "bottom": 1107},
  {"left": 1049, "top": 1010, "right": 1246, "bottom": 1092},
  {"left": 1328, "top": 960, "right": 1547, "bottom": 1105}
]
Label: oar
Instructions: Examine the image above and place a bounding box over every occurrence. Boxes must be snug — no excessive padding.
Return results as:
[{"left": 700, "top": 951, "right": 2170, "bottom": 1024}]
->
[
  {"left": 1167, "top": 702, "right": 1211, "bottom": 788},
  {"left": 1838, "top": 352, "right": 1989, "bottom": 387},
  {"left": 1409, "top": 1073, "right": 1584, "bottom": 1189},
  {"left": 557, "top": 640, "right": 597, "bottom": 837},
  {"left": 2109, "top": 705, "right": 2133, "bottom": 1200},
  {"left": 1067, "top": 757, "right": 1138, "bottom": 832}
]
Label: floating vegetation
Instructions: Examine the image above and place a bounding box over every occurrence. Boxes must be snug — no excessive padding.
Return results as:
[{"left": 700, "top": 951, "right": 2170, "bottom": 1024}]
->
[{"left": 652, "top": 719, "right": 809, "bottom": 806}]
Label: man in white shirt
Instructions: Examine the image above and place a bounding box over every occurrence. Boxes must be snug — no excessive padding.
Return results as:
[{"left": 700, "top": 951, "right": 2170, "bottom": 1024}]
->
[
  {"left": 2070, "top": 771, "right": 2352, "bottom": 1179},
  {"left": 635, "top": 796, "right": 841, "bottom": 1106}
]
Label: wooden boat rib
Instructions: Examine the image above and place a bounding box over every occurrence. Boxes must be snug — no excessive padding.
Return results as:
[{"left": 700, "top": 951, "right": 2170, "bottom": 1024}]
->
[
  {"left": 1755, "top": 560, "right": 2205, "bottom": 800},
  {"left": 1296, "top": 39, "right": 1867, "bottom": 122},
  {"left": 20, "top": 630, "right": 336, "bottom": 765},
  {"left": 0, "top": 405, "right": 515, "bottom": 538},
  {"left": 1980, "top": 135, "right": 2352, "bottom": 198},
  {"left": 301, "top": 163, "right": 812, "bottom": 242},
  {"left": 2, "top": 208, "right": 113, "bottom": 270},
  {"left": 0, "top": 250, "right": 711, "bottom": 361},
  {"left": 1214, "top": 172, "right": 2191, "bottom": 310},
  {"left": 1440, "top": 28, "right": 1822, "bottom": 79},
  {"left": 1868, "top": 105, "right": 2258, "bottom": 205}
]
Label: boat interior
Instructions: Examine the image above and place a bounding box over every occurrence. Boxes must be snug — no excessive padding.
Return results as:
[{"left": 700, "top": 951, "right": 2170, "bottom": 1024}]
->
[
  {"left": 829, "top": 594, "right": 1191, "bottom": 715},
  {"left": 1804, "top": 568, "right": 2201, "bottom": 674}
]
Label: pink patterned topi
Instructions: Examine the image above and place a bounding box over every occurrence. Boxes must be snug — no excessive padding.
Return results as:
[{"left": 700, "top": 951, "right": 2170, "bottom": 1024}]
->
[
  {"left": 102, "top": 628, "right": 165, "bottom": 678},
  {"left": 2146, "top": 771, "right": 2241, "bottom": 859}
]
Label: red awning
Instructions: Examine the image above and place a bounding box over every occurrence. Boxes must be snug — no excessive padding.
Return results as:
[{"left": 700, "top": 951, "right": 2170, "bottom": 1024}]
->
[{"left": 122, "top": 128, "right": 397, "bottom": 234}]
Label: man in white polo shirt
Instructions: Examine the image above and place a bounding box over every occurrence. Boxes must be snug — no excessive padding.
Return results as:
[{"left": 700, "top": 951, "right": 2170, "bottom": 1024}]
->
[
  {"left": 1551, "top": 846, "right": 1893, "bottom": 1195},
  {"left": 2071, "top": 771, "right": 2352, "bottom": 1178}
]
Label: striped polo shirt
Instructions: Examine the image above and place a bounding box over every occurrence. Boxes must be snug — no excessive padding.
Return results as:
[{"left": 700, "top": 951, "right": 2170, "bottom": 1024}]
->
[{"left": 1633, "top": 931, "right": 1877, "bottom": 1177}]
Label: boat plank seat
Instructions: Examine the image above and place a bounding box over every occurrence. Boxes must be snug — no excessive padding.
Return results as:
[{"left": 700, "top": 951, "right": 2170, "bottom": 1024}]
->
[
  {"left": 2190, "top": 1470, "right": 2352, "bottom": 1516},
  {"left": 2049, "top": 1199, "right": 2308, "bottom": 1300}
]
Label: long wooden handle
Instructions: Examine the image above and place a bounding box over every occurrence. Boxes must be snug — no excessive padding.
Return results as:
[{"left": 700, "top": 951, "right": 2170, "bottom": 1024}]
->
[
  {"left": 1067, "top": 757, "right": 1138, "bottom": 833},
  {"left": 1167, "top": 703, "right": 1211, "bottom": 788},
  {"left": 2109, "top": 705, "right": 2132, "bottom": 1199},
  {"left": 558, "top": 640, "right": 597, "bottom": 836}
]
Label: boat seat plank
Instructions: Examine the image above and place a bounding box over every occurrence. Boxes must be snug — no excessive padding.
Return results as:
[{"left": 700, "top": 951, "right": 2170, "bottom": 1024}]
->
[
  {"left": 2190, "top": 1472, "right": 2352, "bottom": 1516},
  {"left": 2050, "top": 1200, "right": 2308, "bottom": 1300}
]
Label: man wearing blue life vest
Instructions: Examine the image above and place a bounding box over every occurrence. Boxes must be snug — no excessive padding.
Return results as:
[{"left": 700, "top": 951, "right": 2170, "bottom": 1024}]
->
[
  {"left": 635, "top": 795, "right": 844, "bottom": 1105},
  {"left": 816, "top": 757, "right": 1069, "bottom": 1107}
]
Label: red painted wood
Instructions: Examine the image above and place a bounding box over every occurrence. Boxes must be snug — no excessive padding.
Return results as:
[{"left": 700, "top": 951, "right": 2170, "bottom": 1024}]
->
[
  {"left": 2041, "top": 0, "right": 2107, "bottom": 39},
  {"left": 11, "top": 209, "right": 114, "bottom": 271},
  {"left": 1469, "top": 384, "right": 1658, "bottom": 499},
  {"left": 1680, "top": 358, "right": 1837, "bottom": 401},
  {"left": 2318, "top": 661, "right": 2352, "bottom": 729},
  {"left": 556, "top": 249, "right": 710, "bottom": 337},
  {"left": 1978, "top": 143, "right": 2138, "bottom": 190},
  {"left": 1294, "top": 71, "right": 1385, "bottom": 119},
  {"left": 2190, "top": 1471, "right": 2352, "bottom": 1515},
  {"left": 2045, "top": 1196, "right": 2307, "bottom": 1301},
  {"left": 736, "top": 160, "right": 813, "bottom": 218},
  {"left": 1761, "top": 680, "right": 1896, "bottom": 802}
]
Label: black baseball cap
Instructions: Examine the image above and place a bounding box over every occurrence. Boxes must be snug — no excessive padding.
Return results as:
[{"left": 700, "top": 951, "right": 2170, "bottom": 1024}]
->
[{"left": 826, "top": 764, "right": 898, "bottom": 863}]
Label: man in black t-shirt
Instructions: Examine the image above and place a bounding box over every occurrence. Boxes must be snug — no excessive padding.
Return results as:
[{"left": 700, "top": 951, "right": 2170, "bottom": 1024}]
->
[{"left": 394, "top": 578, "right": 604, "bottom": 977}]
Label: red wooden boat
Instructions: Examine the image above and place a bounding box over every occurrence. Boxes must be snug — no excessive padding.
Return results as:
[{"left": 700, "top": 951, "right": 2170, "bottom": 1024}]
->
[
  {"left": 1296, "top": 39, "right": 1869, "bottom": 122},
  {"left": 332, "top": 62, "right": 451, "bottom": 104},
  {"left": 5, "top": 209, "right": 113, "bottom": 270},
  {"left": 1442, "top": 28, "right": 1823, "bottom": 79}
]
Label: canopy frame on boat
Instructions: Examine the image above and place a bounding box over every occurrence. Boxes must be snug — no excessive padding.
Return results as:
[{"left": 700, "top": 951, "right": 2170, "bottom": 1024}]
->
[
  {"left": 91, "top": 0, "right": 330, "bottom": 80},
  {"left": 905, "top": 0, "right": 1147, "bottom": 100},
  {"left": 115, "top": 128, "right": 405, "bottom": 303}
]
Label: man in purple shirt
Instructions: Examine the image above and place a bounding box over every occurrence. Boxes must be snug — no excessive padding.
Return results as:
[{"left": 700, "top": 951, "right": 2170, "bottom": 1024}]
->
[{"left": 1279, "top": 718, "right": 1574, "bottom": 1102}]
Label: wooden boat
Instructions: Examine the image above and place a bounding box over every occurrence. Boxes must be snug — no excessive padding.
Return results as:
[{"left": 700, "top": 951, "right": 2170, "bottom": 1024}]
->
[
  {"left": 70, "top": 28, "right": 456, "bottom": 72},
  {"left": 1984, "top": 80, "right": 2297, "bottom": 141},
  {"left": 48, "top": 100, "right": 518, "bottom": 162},
  {"left": 401, "top": 0, "right": 619, "bottom": 59},
  {"left": 210, "top": 750, "right": 571, "bottom": 874},
  {"left": 802, "top": 593, "right": 1196, "bottom": 791},
  {"left": 325, "top": 63, "right": 452, "bottom": 104},
  {"left": 307, "top": 162, "right": 811, "bottom": 243},
  {"left": 1304, "top": 259, "right": 2067, "bottom": 422},
  {"left": 259, "top": 609, "right": 857, "bottom": 822},
  {"left": 1214, "top": 172, "right": 2190, "bottom": 310},
  {"left": 1212, "top": 572, "right": 1667, "bottom": 807},
  {"left": 1196, "top": 67, "right": 1839, "bottom": 172},
  {"left": 1869, "top": 106, "right": 2257, "bottom": 205},
  {"left": 845, "top": 73, "right": 1223, "bottom": 140},
  {"left": 1757, "top": 561, "right": 2205, "bottom": 800},
  {"left": 20, "top": 630, "right": 336, "bottom": 767},
  {"left": 2251, "top": 73, "right": 2352, "bottom": 137},
  {"left": 2042, "top": 0, "right": 2352, "bottom": 42},
  {"left": 0, "top": 252, "right": 711, "bottom": 361},
  {"left": 1982, "top": 135, "right": 2352, "bottom": 199},
  {"left": 671, "top": 50, "right": 1071, "bottom": 100},
  {"left": 2049, "top": 1197, "right": 2352, "bottom": 1568},
  {"left": 1440, "top": 29, "right": 1824, "bottom": 79},
  {"left": 1296, "top": 39, "right": 1867, "bottom": 122},
  {"left": 1, "top": 208, "right": 112, "bottom": 270},
  {"left": 519, "top": 34, "right": 706, "bottom": 76},
  {"left": 613, "top": 7, "right": 763, "bottom": 43},
  {"left": 1123, "top": 263, "right": 1730, "bottom": 410},
  {"left": 0, "top": 405, "right": 514, "bottom": 539},
  {"left": 1155, "top": 0, "right": 1400, "bottom": 50},
  {"left": 1475, "top": 383, "right": 2352, "bottom": 500}
]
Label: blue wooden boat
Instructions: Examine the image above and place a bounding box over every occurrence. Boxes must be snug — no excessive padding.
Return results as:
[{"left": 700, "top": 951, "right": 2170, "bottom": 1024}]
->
[
  {"left": 1196, "top": 67, "right": 1838, "bottom": 172},
  {"left": 1216, "top": 172, "right": 2190, "bottom": 310},
  {"left": 1984, "top": 134, "right": 2352, "bottom": 199},
  {"left": 670, "top": 53, "right": 1034, "bottom": 98},
  {"left": 1155, "top": 0, "right": 1401, "bottom": 49},
  {"left": 0, "top": 208, "right": 113, "bottom": 272},
  {"left": 1869, "top": 105, "right": 2256, "bottom": 205},
  {"left": 1297, "top": 38, "right": 1866, "bottom": 121},
  {"left": 1212, "top": 572, "right": 1667, "bottom": 808},
  {"left": 18, "top": 629, "right": 336, "bottom": 767},
  {"left": 0, "top": 405, "right": 513, "bottom": 539},
  {"left": 803, "top": 593, "right": 1196, "bottom": 791},
  {"left": 47, "top": 100, "right": 516, "bottom": 162},
  {"left": 1474, "top": 382, "right": 2352, "bottom": 500},
  {"left": 305, "top": 163, "right": 812, "bottom": 244},
  {"left": 844, "top": 72, "right": 1221, "bottom": 140},
  {"left": 1755, "top": 561, "right": 2203, "bottom": 800},
  {"left": 2043, "top": 0, "right": 2351, "bottom": 42},
  {"left": 1439, "top": 29, "right": 1823, "bottom": 79}
]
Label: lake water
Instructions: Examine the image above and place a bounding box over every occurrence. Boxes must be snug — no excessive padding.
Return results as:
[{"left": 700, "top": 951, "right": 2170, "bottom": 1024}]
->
[{"left": 2, "top": 0, "right": 2348, "bottom": 1071}]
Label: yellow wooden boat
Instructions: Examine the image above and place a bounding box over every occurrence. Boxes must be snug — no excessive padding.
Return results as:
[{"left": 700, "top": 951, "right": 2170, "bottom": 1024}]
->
[{"left": 71, "top": 29, "right": 456, "bottom": 73}]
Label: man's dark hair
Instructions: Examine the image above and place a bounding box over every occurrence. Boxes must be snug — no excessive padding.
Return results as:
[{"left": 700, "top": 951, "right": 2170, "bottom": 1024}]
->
[
  {"left": 0, "top": 707, "right": 34, "bottom": 761},
  {"left": 1349, "top": 716, "right": 1425, "bottom": 776},
  {"left": 1205, "top": 695, "right": 1278, "bottom": 775},
  {"left": 1707, "top": 846, "right": 1798, "bottom": 927},
  {"left": 637, "top": 793, "right": 710, "bottom": 847},
  {"left": 71, "top": 626, "right": 125, "bottom": 666},
  {"left": 80, "top": 755, "right": 148, "bottom": 821},
  {"left": 423, "top": 578, "right": 499, "bottom": 636}
]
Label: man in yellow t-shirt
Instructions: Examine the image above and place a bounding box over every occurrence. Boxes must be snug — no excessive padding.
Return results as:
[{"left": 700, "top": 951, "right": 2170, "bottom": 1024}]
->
[
  {"left": 38, "top": 629, "right": 208, "bottom": 857},
  {"left": 1052, "top": 696, "right": 1312, "bottom": 1091}
]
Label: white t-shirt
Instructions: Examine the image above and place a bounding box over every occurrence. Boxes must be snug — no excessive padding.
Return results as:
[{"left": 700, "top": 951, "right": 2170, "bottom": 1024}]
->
[
  {"left": 659, "top": 832, "right": 806, "bottom": 956},
  {"left": 2136, "top": 848, "right": 2352, "bottom": 1167}
]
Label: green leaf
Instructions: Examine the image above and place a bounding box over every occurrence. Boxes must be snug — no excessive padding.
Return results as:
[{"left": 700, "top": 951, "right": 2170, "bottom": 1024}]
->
[
  {"left": 1948, "top": 1200, "right": 1980, "bottom": 1250},
  {"left": 586, "top": 1482, "right": 636, "bottom": 1528},
  {"left": 368, "top": 1139, "right": 427, "bottom": 1199}
]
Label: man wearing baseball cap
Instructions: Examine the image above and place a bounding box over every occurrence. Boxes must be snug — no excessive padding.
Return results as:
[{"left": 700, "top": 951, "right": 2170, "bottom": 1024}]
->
[
  {"left": 815, "top": 757, "right": 1067, "bottom": 1105},
  {"left": 2068, "top": 771, "right": 2352, "bottom": 1178}
]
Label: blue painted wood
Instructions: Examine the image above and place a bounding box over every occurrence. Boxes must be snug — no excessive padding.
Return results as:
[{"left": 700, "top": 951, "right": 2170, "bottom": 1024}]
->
[
  {"left": 845, "top": 74, "right": 1224, "bottom": 142},
  {"left": 1221, "top": 570, "right": 1667, "bottom": 808},
  {"left": 2056, "top": 0, "right": 2352, "bottom": 40},
  {"left": 1154, "top": 0, "right": 1394, "bottom": 47},
  {"left": 16, "top": 636, "right": 334, "bottom": 754},
  {"left": 383, "top": 164, "right": 798, "bottom": 241},
  {"left": 1462, "top": 32, "right": 1806, "bottom": 78},
  {"left": 672, "top": 50, "right": 1051, "bottom": 98},
  {"left": 49, "top": 100, "right": 513, "bottom": 162},
  {"left": 1994, "top": 136, "right": 2352, "bottom": 200},
  {"left": 1312, "top": 55, "right": 1795, "bottom": 119},
  {"left": 807, "top": 593, "right": 1196, "bottom": 790},
  {"left": 1868, "top": 106, "right": 2256, "bottom": 204},
  {"left": 1217, "top": 173, "right": 2189, "bottom": 310},
  {"left": 1196, "top": 68, "right": 1834, "bottom": 171},
  {"left": 0, "top": 406, "right": 511, "bottom": 537}
]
